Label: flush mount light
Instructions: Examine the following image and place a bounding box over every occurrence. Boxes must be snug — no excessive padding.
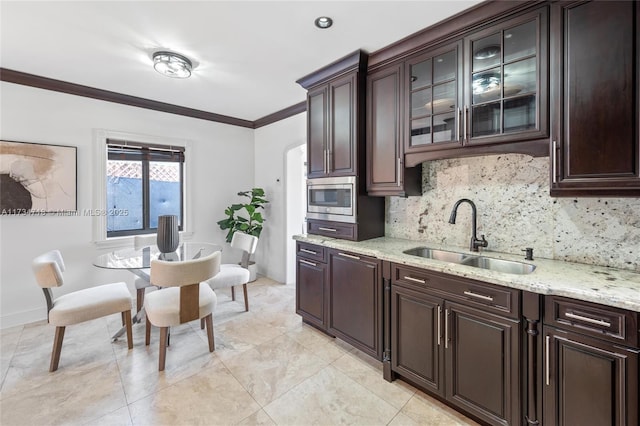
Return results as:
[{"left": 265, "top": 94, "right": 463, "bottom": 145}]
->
[
  {"left": 474, "top": 45, "right": 500, "bottom": 60},
  {"left": 152, "top": 51, "right": 192, "bottom": 78},
  {"left": 314, "top": 16, "right": 333, "bottom": 29}
]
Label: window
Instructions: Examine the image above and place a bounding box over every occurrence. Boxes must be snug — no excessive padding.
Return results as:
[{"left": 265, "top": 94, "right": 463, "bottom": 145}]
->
[{"left": 106, "top": 140, "right": 184, "bottom": 237}]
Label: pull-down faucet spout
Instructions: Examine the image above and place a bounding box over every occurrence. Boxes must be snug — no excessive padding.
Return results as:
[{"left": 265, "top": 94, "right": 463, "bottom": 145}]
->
[{"left": 448, "top": 198, "right": 488, "bottom": 252}]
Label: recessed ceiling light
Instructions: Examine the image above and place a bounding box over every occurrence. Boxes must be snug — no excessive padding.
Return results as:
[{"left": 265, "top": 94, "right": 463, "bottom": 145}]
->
[
  {"left": 314, "top": 16, "right": 333, "bottom": 29},
  {"left": 153, "top": 51, "right": 193, "bottom": 79}
]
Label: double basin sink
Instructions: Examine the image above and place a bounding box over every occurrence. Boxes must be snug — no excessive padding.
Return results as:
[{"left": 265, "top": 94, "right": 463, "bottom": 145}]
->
[{"left": 403, "top": 247, "right": 536, "bottom": 275}]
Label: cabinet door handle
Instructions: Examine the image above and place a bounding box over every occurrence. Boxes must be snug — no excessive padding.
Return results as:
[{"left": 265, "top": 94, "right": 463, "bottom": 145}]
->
[
  {"left": 463, "top": 106, "right": 469, "bottom": 143},
  {"left": 338, "top": 252, "right": 360, "bottom": 260},
  {"left": 565, "top": 312, "right": 611, "bottom": 327},
  {"left": 457, "top": 107, "right": 463, "bottom": 143},
  {"left": 463, "top": 290, "right": 494, "bottom": 302},
  {"left": 397, "top": 157, "right": 402, "bottom": 187},
  {"left": 437, "top": 305, "right": 442, "bottom": 346},
  {"left": 403, "top": 276, "right": 426, "bottom": 284},
  {"left": 545, "top": 335, "right": 550, "bottom": 386},
  {"left": 445, "top": 308, "right": 450, "bottom": 349},
  {"left": 552, "top": 140, "right": 557, "bottom": 184},
  {"left": 299, "top": 259, "right": 317, "bottom": 267},
  {"left": 318, "top": 227, "right": 337, "bottom": 232},
  {"left": 300, "top": 248, "right": 317, "bottom": 255},
  {"left": 327, "top": 148, "right": 331, "bottom": 173}
]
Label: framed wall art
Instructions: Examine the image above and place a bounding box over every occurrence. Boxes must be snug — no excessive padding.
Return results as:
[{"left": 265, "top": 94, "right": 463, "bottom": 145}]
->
[{"left": 0, "top": 140, "right": 77, "bottom": 214}]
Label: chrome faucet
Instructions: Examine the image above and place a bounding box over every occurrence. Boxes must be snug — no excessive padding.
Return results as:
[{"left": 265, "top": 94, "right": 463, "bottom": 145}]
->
[{"left": 448, "top": 198, "right": 488, "bottom": 252}]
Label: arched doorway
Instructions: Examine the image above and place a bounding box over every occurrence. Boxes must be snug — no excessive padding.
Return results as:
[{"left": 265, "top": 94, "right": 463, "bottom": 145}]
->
[{"left": 284, "top": 143, "right": 306, "bottom": 285}]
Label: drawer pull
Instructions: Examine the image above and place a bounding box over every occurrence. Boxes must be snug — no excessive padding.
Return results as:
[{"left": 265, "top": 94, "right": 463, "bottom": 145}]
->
[
  {"left": 300, "top": 248, "right": 317, "bottom": 255},
  {"left": 299, "top": 259, "right": 317, "bottom": 267},
  {"left": 403, "top": 276, "right": 427, "bottom": 284},
  {"left": 464, "top": 290, "right": 494, "bottom": 302},
  {"left": 338, "top": 252, "right": 361, "bottom": 260},
  {"left": 565, "top": 312, "right": 611, "bottom": 327},
  {"left": 318, "top": 227, "right": 337, "bottom": 232}
]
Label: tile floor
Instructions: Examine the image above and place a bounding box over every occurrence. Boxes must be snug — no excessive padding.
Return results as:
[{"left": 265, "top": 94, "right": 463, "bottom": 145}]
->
[{"left": 0, "top": 277, "right": 478, "bottom": 425}]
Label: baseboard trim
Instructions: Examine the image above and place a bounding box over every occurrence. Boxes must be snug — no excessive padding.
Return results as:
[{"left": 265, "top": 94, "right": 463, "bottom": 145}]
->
[{"left": 1, "top": 308, "right": 46, "bottom": 330}]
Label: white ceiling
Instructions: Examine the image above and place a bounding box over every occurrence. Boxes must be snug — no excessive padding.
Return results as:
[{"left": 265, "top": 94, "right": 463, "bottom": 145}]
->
[{"left": 1, "top": 0, "right": 482, "bottom": 122}]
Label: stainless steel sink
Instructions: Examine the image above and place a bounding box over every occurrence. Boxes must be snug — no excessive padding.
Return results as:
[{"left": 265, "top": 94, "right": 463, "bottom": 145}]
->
[
  {"left": 460, "top": 256, "right": 536, "bottom": 275},
  {"left": 403, "top": 247, "right": 470, "bottom": 263},
  {"left": 403, "top": 246, "right": 536, "bottom": 275}
]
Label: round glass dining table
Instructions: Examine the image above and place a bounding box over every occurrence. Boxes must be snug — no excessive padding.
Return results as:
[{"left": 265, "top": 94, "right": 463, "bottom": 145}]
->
[
  {"left": 93, "top": 241, "right": 222, "bottom": 340},
  {"left": 93, "top": 241, "right": 222, "bottom": 272}
]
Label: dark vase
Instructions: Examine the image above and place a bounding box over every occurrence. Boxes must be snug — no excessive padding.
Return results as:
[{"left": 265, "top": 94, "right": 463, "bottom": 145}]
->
[{"left": 157, "top": 215, "right": 179, "bottom": 253}]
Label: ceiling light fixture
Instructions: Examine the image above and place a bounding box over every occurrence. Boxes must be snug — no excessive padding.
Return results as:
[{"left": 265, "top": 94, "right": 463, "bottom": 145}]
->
[
  {"left": 153, "top": 51, "right": 192, "bottom": 79},
  {"left": 314, "top": 16, "right": 333, "bottom": 29}
]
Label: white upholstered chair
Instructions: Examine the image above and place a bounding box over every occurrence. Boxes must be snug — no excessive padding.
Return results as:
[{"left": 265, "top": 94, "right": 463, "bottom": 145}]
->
[
  {"left": 144, "top": 251, "right": 220, "bottom": 371},
  {"left": 205, "top": 231, "right": 258, "bottom": 312},
  {"left": 32, "top": 250, "right": 133, "bottom": 372}
]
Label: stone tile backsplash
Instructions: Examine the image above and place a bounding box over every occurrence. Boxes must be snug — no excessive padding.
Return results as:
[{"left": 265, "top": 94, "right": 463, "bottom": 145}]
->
[{"left": 386, "top": 154, "right": 640, "bottom": 272}]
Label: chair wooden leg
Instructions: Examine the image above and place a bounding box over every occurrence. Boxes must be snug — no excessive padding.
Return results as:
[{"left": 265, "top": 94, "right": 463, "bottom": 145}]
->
[
  {"left": 49, "top": 326, "right": 65, "bottom": 372},
  {"left": 145, "top": 317, "right": 151, "bottom": 346},
  {"left": 200, "top": 318, "right": 205, "bottom": 330},
  {"left": 231, "top": 286, "right": 236, "bottom": 301},
  {"left": 124, "top": 310, "right": 133, "bottom": 350},
  {"left": 159, "top": 327, "right": 169, "bottom": 371},
  {"left": 121, "top": 312, "right": 125, "bottom": 326},
  {"left": 205, "top": 314, "right": 215, "bottom": 352},
  {"left": 243, "top": 284, "right": 249, "bottom": 312},
  {"left": 136, "top": 288, "right": 145, "bottom": 314}
]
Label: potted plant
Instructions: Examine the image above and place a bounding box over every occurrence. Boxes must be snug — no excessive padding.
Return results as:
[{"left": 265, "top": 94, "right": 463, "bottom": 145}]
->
[{"left": 217, "top": 188, "right": 268, "bottom": 280}]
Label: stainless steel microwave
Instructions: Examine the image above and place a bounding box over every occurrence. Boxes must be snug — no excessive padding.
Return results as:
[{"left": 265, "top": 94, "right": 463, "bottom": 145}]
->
[{"left": 306, "top": 176, "right": 356, "bottom": 223}]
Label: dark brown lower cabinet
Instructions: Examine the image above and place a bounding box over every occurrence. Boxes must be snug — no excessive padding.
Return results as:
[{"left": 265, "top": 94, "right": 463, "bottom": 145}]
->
[
  {"left": 295, "top": 242, "right": 330, "bottom": 332},
  {"left": 328, "top": 249, "right": 383, "bottom": 359},
  {"left": 390, "top": 264, "right": 521, "bottom": 426},
  {"left": 295, "top": 256, "right": 327, "bottom": 331},
  {"left": 446, "top": 302, "right": 520, "bottom": 426},
  {"left": 543, "top": 326, "right": 639, "bottom": 426},
  {"left": 391, "top": 285, "right": 443, "bottom": 395}
]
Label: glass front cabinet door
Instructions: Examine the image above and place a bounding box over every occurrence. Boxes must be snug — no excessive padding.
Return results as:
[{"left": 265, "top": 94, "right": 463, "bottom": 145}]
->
[
  {"left": 405, "top": 42, "right": 463, "bottom": 153},
  {"left": 463, "top": 7, "right": 548, "bottom": 146}
]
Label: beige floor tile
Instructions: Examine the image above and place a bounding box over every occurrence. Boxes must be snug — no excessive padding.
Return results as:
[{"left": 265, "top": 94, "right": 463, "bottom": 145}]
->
[
  {"left": 115, "top": 324, "right": 220, "bottom": 404},
  {"left": 285, "top": 323, "right": 348, "bottom": 363},
  {"left": 401, "top": 390, "right": 480, "bottom": 425},
  {"left": 0, "top": 325, "right": 23, "bottom": 388},
  {"left": 237, "top": 409, "right": 277, "bottom": 425},
  {"left": 332, "top": 350, "right": 415, "bottom": 409},
  {"left": 0, "top": 360, "right": 127, "bottom": 426},
  {"left": 222, "top": 333, "right": 329, "bottom": 406},
  {"left": 85, "top": 406, "right": 133, "bottom": 426},
  {"left": 128, "top": 362, "right": 260, "bottom": 426},
  {"left": 264, "top": 365, "right": 399, "bottom": 425}
]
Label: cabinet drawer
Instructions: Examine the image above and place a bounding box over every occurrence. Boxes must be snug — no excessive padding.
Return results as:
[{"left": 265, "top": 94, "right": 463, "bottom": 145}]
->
[
  {"left": 307, "top": 219, "right": 356, "bottom": 240},
  {"left": 544, "top": 296, "right": 639, "bottom": 348},
  {"left": 392, "top": 264, "right": 520, "bottom": 318},
  {"left": 296, "top": 242, "right": 326, "bottom": 263}
]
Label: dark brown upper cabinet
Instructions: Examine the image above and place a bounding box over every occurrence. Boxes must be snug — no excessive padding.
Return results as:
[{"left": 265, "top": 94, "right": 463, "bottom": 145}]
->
[
  {"left": 400, "top": 5, "right": 550, "bottom": 166},
  {"left": 550, "top": 1, "right": 640, "bottom": 196},
  {"left": 463, "top": 8, "right": 548, "bottom": 147},
  {"left": 297, "top": 51, "right": 367, "bottom": 179},
  {"left": 366, "top": 63, "right": 422, "bottom": 196},
  {"left": 405, "top": 41, "right": 464, "bottom": 154}
]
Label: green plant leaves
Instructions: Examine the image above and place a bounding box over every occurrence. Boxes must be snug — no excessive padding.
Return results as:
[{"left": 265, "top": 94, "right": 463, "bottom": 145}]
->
[{"left": 218, "top": 187, "right": 269, "bottom": 242}]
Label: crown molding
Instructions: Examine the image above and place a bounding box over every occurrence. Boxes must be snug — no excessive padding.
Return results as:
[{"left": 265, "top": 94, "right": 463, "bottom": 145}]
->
[{"left": 0, "top": 68, "right": 305, "bottom": 129}]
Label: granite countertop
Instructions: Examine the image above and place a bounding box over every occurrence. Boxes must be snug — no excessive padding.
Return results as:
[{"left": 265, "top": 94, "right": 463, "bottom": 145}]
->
[{"left": 294, "top": 234, "right": 640, "bottom": 312}]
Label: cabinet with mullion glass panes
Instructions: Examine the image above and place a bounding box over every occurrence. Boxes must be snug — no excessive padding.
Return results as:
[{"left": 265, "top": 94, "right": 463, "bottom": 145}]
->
[
  {"left": 465, "top": 8, "right": 548, "bottom": 145},
  {"left": 405, "top": 41, "right": 463, "bottom": 153}
]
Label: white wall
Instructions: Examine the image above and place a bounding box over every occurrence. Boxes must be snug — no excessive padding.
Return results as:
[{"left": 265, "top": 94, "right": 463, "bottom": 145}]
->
[
  {"left": 253, "top": 113, "right": 306, "bottom": 283},
  {"left": 0, "top": 83, "right": 255, "bottom": 328}
]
